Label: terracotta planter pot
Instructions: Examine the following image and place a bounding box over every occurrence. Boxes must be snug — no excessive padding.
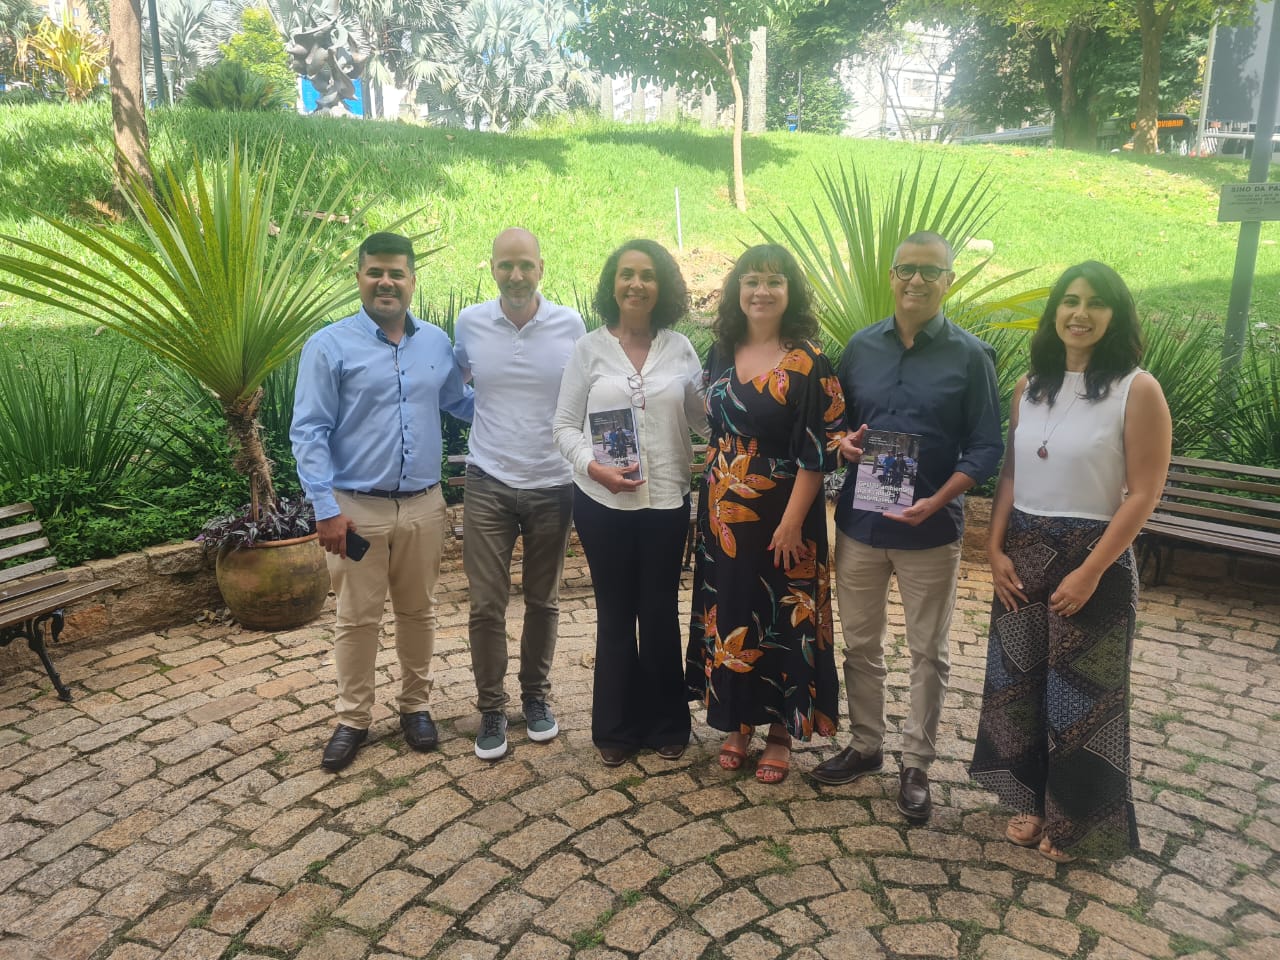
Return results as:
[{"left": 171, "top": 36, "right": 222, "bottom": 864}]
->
[{"left": 215, "top": 532, "right": 330, "bottom": 631}]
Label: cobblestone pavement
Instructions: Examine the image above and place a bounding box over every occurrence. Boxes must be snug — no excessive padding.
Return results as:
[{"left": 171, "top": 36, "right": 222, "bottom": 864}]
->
[{"left": 1, "top": 552, "right": 1278, "bottom": 960}]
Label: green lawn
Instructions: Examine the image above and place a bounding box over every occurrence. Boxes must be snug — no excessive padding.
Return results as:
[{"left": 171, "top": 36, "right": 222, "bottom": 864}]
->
[{"left": 1, "top": 101, "right": 1276, "bottom": 345}]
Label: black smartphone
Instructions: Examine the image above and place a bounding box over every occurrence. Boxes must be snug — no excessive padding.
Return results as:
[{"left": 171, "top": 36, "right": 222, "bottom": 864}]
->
[{"left": 345, "top": 530, "right": 370, "bottom": 561}]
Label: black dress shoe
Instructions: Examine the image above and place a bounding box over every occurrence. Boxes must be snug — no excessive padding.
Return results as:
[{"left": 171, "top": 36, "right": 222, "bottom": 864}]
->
[
  {"left": 400, "top": 711, "right": 439, "bottom": 752},
  {"left": 322, "top": 724, "right": 368, "bottom": 771},
  {"left": 898, "top": 766, "right": 932, "bottom": 822},
  {"left": 810, "top": 746, "right": 884, "bottom": 785},
  {"left": 655, "top": 743, "right": 687, "bottom": 760}
]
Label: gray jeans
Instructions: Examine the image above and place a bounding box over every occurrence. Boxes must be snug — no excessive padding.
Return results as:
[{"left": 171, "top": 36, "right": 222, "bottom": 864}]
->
[{"left": 462, "top": 467, "right": 574, "bottom": 712}]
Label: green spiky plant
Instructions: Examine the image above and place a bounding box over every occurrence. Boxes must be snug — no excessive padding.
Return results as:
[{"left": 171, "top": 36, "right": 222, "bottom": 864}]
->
[
  {"left": 757, "top": 159, "right": 1046, "bottom": 347},
  {"left": 0, "top": 139, "right": 381, "bottom": 529}
]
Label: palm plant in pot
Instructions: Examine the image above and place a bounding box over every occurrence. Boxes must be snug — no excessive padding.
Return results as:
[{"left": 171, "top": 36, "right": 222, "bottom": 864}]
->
[{"left": 0, "top": 140, "right": 377, "bottom": 629}]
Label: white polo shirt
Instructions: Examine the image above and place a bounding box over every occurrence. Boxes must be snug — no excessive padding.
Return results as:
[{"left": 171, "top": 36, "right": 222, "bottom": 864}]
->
[{"left": 454, "top": 295, "right": 586, "bottom": 489}]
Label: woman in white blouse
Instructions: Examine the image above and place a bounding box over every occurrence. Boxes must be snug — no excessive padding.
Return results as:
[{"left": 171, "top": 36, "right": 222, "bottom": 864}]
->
[
  {"left": 970, "top": 262, "right": 1171, "bottom": 863},
  {"left": 553, "top": 239, "right": 708, "bottom": 766}
]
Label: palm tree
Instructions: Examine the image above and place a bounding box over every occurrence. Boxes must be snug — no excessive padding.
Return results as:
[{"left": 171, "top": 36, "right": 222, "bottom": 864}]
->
[
  {"left": 142, "top": 0, "right": 234, "bottom": 98},
  {"left": 1, "top": 0, "right": 39, "bottom": 74},
  {"left": 449, "top": 0, "right": 595, "bottom": 129},
  {"left": 0, "top": 141, "right": 379, "bottom": 521}
]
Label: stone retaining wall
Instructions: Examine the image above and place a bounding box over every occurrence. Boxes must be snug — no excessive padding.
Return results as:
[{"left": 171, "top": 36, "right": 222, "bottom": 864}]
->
[{"left": 46, "top": 497, "right": 1278, "bottom": 648}]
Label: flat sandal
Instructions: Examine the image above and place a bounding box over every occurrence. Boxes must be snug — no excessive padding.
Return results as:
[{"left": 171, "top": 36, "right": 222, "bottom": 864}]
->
[{"left": 1005, "top": 814, "right": 1046, "bottom": 848}]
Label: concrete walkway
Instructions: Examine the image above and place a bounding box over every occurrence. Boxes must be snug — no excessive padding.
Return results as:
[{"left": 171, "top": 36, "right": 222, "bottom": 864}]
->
[{"left": 0, "top": 552, "right": 1277, "bottom": 960}]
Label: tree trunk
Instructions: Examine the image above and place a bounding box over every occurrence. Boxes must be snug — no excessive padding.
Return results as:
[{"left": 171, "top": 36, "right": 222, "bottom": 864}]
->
[
  {"left": 725, "top": 27, "right": 746, "bottom": 211},
  {"left": 225, "top": 389, "right": 275, "bottom": 519},
  {"left": 600, "top": 74, "right": 614, "bottom": 119},
  {"left": 747, "top": 27, "right": 766, "bottom": 134},
  {"left": 1134, "top": 0, "right": 1175, "bottom": 155},
  {"left": 108, "top": 0, "right": 153, "bottom": 205},
  {"left": 1054, "top": 26, "right": 1095, "bottom": 150}
]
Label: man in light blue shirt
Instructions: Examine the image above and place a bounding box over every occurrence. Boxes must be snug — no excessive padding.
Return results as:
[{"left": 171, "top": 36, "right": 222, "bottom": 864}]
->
[
  {"left": 292, "top": 232, "right": 474, "bottom": 772},
  {"left": 454, "top": 228, "right": 585, "bottom": 760}
]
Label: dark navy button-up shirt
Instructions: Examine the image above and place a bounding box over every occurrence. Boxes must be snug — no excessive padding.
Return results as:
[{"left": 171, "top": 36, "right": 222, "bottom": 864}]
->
[
  {"left": 291, "top": 308, "right": 474, "bottom": 521},
  {"left": 835, "top": 312, "right": 1003, "bottom": 550}
]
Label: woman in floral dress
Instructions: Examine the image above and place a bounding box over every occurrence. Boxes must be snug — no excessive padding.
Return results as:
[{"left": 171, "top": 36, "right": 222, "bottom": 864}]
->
[{"left": 686, "top": 244, "right": 846, "bottom": 784}]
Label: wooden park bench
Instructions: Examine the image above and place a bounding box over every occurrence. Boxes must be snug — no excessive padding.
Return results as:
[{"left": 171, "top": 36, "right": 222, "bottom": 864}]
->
[
  {"left": 1138, "top": 456, "right": 1280, "bottom": 585},
  {"left": 0, "top": 502, "right": 118, "bottom": 701}
]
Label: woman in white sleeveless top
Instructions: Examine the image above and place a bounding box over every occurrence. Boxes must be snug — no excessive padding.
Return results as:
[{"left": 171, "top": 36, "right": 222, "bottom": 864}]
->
[{"left": 970, "top": 262, "right": 1171, "bottom": 863}]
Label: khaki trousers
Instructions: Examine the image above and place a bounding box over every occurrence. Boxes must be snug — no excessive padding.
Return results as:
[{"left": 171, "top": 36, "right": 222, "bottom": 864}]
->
[
  {"left": 328, "top": 488, "right": 446, "bottom": 729},
  {"left": 834, "top": 532, "right": 962, "bottom": 771}
]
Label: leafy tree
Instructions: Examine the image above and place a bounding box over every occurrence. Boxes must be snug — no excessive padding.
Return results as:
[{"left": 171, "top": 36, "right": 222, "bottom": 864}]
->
[
  {"left": 581, "top": 0, "right": 800, "bottom": 211},
  {"left": 765, "top": 0, "right": 891, "bottom": 133},
  {"left": 1126, "top": 0, "right": 1255, "bottom": 153},
  {"left": 1, "top": 0, "right": 39, "bottom": 76},
  {"left": 141, "top": 0, "right": 235, "bottom": 99},
  {"left": 447, "top": 0, "right": 595, "bottom": 129},
  {"left": 340, "top": 0, "right": 454, "bottom": 118},
  {"left": 918, "top": 0, "right": 1112, "bottom": 149},
  {"left": 925, "top": 0, "right": 1256, "bottom": 152},
  {"left": 766, "top": 56, "right": 848, "bottom": 133},
  {"left": 222, "top": 6, "right": 296, "bottom": 104}
]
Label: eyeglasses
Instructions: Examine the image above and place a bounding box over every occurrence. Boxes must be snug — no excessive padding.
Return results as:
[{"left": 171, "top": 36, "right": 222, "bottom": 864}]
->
[
  {"left": 892, "top": 263, "right": 948, "bottom": 283},
  {"left": 627, "top": 373, "right": 645, "bottom": 410}
]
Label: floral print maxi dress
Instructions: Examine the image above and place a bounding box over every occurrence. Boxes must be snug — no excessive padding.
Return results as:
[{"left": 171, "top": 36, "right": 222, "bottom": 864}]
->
[{"left": 685, "top": 339, "right": 846, "bottom": 740}]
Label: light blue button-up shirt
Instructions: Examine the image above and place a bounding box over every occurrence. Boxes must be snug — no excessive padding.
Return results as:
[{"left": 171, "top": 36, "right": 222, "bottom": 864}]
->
[{"left": 291, "top": 308, "right": 474, "bottom": 521}]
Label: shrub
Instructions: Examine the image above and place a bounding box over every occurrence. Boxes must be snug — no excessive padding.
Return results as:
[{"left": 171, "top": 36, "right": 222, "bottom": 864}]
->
[
  {"left": 184, "top": 58, "right": 290, "bottom": 111},
  {"left": 0, "top": 348, "right": 177, "bottom": 514}
]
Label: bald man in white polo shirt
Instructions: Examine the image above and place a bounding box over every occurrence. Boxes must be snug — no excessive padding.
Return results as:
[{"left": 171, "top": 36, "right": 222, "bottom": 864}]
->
[{"left": 454, "top": 228, "right": 586, "bottom": 760}]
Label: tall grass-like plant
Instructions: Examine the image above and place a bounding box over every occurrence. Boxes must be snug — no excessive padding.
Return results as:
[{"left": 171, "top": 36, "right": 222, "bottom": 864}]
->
[
  {"left": 0, "top": 348, "right": 173, "bottom": 514},
  {"left": 0, "top": 139, "right": 379, "bottom": 524},
  {"left": 758, "top": 159, "right": 1044, "bottom": 346},
  {"left": 1227, "top": 335, "right": 1280, "bottom": 468}
]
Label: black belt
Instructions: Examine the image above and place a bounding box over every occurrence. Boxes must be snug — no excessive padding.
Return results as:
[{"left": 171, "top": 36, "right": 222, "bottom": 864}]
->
[{"left": 343, "top": 484, "right": 438, "bottom": 500}]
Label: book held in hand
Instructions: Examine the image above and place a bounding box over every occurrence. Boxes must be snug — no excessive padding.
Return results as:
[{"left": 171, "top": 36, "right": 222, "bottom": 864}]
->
[
  {"left": 850, "top": 429, "right": 922, "bottom": 514},
  {"left": 589, "top": 408, "right": 643, "bottom": 479}
]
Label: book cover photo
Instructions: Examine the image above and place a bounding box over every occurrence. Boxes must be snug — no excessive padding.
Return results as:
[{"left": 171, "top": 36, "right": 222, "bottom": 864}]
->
[
  {"left": 588, "top": 408, "right": 643, "bottom": 480},
  {"left": 850, "top": 429, "right": 922, "bottom": 514}
]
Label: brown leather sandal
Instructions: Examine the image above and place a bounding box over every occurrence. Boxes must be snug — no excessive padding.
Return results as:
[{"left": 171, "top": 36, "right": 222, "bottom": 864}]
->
[
  {"left": 1006, "top": 814, "right": 1046, "bottom": 847},
  {"left": 719, "top": 728, "right": 753, "bottom": 771},
  {"left": 1038, "top": 835, "right": 1076, "bottom": 863},
  {"left": 755, "top": 730, "right": 791, "bottom": 784}
]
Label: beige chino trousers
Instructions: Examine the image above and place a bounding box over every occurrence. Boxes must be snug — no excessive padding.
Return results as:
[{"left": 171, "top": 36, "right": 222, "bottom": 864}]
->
[
  {"left": 834, "top": 531, "right": 962, "bottom": 771},
  {"left": 328, "top": 488, "right": 446, "bottom": 729}
]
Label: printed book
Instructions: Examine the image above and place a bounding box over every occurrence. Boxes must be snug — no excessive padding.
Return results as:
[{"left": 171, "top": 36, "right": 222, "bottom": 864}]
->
[
  {"left": 588, "top": 408, "right": 642, "bottom": 480},
  {"left": 851, "top": 429, "right": 922, "bottom": 514}
]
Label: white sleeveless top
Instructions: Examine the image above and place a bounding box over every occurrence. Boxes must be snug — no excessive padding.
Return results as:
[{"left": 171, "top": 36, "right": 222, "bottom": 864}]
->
[{"left": 1013, "top": 368, "right": 1142, "bottom": 521}]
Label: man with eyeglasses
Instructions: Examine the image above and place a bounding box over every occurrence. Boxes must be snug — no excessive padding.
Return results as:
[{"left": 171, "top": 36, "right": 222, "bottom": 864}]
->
[
  {"left": 454, "top": 227, "right": 586, "bottom": 761},
  {"left": 812, "top": 231, "right": 1003, "bottom": 824}
]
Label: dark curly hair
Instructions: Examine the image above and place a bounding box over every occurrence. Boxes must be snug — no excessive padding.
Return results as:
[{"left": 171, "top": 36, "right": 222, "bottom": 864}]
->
[
  {"left": 714, "top": 244, "right": 818, "bottom": 353},
  {"left": 1027, "top": 260, "right": 1144, "bottom": 405},
  {"left": 591, "top": 239, "right": 689, "bottom": 330}
]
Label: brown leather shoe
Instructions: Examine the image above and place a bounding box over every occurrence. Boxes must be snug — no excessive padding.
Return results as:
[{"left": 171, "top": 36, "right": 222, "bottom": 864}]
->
[
  {"left": 810, "top": 746, "right": 884, "bottom": 785},
  {"left": 598, "top": 747, "right": 633, "bottom": 767},
  {"left": 655, "top": 743, "right": 687, "bottom": 760},
  {"left": 897, "top": 766, "right": 932, "bottom": 822}
]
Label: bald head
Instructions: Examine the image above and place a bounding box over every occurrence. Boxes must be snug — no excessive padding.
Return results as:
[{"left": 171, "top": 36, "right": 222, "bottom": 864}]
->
[
  {"left": 492, "top": 227, "right": 541, "bottom": 260},
  {"left": 490, "top": 227, "right": 544, "bottom": 323}
]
